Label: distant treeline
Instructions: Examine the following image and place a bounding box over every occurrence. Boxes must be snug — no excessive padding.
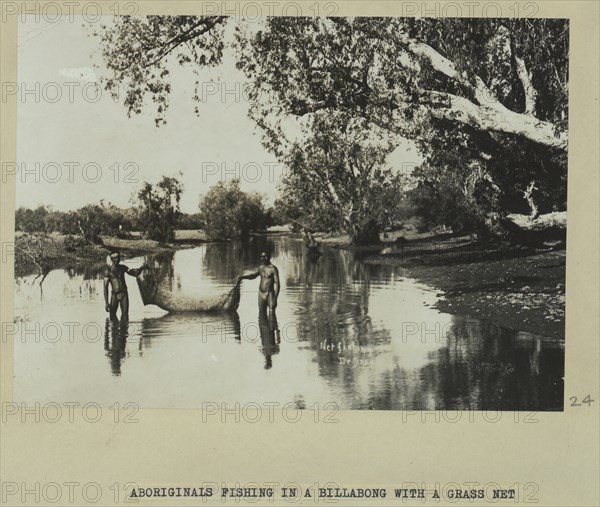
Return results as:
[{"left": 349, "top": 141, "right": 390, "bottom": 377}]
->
[
  {"left": 15, "top": 204, "right": 203, "bottom": 237},
  {"left": 16, "top": 177, "right": 276, "bottom": 244}
]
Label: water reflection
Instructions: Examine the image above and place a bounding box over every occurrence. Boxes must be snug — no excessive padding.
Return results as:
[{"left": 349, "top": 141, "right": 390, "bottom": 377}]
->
[
  {"left": 104, "top": 318, "right": 129, "bottom": 376},
  {"left": 65, "top": 261, "right": 111, "bottom": 280},
  {"left": 13, "top": 235, "right": 564, "bottom": 410},
  {"left": 259, "top": 311, "right": 281, "bottom": 370}
]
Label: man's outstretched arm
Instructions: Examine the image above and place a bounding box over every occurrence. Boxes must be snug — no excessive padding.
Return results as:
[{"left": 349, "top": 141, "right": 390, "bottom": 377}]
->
[
  {"left": 125, "top": 263, "right": 149, "bottom": 277},
  {"left": 237, "top": 270, "right": 260, "bottom": 282}
]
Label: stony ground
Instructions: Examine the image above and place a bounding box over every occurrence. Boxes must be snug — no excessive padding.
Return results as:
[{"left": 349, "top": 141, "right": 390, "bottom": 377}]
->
[{"left": 365, "top": 234, "right": 566, "bottom": 339}]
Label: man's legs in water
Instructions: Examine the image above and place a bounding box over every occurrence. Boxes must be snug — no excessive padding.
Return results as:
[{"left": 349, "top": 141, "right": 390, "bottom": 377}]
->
[
  {"left": 108, "top": 294, "right": 119, "bottom": 320},
  {"left": 109, "top": 292, "right": 129, "bottom": 320},
  {"left": 258, "top": 290, "right": 277, "bottom": 315},
  {"left": 258, "top": 290, "right": 269, "bottom": 314},
  {"left": 267, "top": 291, "right": 276, "bottom": 314},
  {"left": 119, "top": 293, "right": 129, "bottom": 320}
]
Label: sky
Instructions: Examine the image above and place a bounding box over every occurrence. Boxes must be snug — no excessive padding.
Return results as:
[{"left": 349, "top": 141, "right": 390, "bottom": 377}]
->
[{"left": 16, "top": 16, "right": 422, "bottom": 213}]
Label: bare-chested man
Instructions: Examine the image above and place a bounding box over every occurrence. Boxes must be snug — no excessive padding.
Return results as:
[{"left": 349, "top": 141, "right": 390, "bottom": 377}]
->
[
  {"left": 103, "top": 251, "right": 148, "bottom": 320},
  {"left": 236, "top": 252, "right": 280, "bottom": 314},
  {"left": 303, "top": 227, "right": 321, "bottom": 257}
]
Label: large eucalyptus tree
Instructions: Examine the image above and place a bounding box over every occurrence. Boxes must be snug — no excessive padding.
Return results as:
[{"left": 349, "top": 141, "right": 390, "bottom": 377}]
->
[{"left": 97, "top": 16, "right": 568, "bottom": 238}]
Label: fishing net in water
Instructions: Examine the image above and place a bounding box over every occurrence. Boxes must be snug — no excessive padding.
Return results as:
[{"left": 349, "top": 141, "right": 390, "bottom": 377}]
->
[{"left": 136, "top": 268, "right": 241, "bottom": 313}]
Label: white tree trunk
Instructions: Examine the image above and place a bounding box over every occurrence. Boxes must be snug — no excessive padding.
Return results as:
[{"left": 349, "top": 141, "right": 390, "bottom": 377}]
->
[
  {"left": 506, "top": 211, "right": 566, "bottom": 231},
  {"left": 421, "top": 92, "right": 568, "bottom": 150},
  {"left": 400, "top": 34, "right": 567, "bottom": 151}
]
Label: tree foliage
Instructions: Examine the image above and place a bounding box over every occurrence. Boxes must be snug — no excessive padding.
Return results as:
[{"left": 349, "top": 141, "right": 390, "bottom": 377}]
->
[
  {"left": 61, "top": 202, "right": 134, "bottom": 242},
  {"left": 96, "top": 16, "right": 569, "bottom": 236},
  {"left": 177, "top": 212, "right": 204, "bottom": 230},
  {"left": 274, "top": 111, "right": 405, "bottom": 243},
  {"left": 133, "top": 175, "right": 183, "bottom": 242},
  {"left": 16, "top": 203, "right": 133, "bottom": 242},
  {"left": 408, "top": 119, "right": 567, "bottom": 233},
  {"left": 235, "top": 17, "right": 569, "bottom": 233},
  {"left": 95, "top": 16, "right": 227, "bottom": 126},
  {"left": 199, "top": 179, "right": 271, "bottom": 240},
  {"left": 237, "top": 17, "right": 568, "bottom": 152},
  {"left": 15, "top": 205, "right": 56, "bottom": 233}
]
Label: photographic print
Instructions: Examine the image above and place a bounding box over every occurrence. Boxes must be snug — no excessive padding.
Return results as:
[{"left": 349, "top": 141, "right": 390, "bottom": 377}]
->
[{"left": 13, "top": 13, "right": 567, "bottom": 411}]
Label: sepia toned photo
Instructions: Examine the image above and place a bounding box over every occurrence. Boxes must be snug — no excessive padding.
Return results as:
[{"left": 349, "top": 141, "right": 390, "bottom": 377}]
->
[{"left": 13, "top": 13, "right": 568, "bottom": 412}]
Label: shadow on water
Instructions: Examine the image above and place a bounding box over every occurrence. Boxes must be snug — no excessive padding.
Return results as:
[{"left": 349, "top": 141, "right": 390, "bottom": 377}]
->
[{"left": 15, "top": 235, "right": 564, "bottom": 410}]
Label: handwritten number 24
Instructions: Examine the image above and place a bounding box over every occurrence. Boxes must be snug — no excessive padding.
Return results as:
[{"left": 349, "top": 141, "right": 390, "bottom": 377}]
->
[{"left": 570, "top": 395, "right": 595, "bottom": 407}]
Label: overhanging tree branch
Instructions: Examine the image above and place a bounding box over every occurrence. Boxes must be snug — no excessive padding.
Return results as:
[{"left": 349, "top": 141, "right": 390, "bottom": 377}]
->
[
  {"left": 397, "top": 32, "right": 566, "bottom": 150},
  {"left": 415, "top": 91, "right": 567, "bottom": 149},
  {"left": 143, "top": 16, "right": 227, "bottom": 68}
]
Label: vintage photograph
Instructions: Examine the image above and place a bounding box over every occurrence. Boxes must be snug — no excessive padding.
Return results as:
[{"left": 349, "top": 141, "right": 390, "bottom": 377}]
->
[{"left": 14, "top": 15, "right": 567, "bottom": 410}]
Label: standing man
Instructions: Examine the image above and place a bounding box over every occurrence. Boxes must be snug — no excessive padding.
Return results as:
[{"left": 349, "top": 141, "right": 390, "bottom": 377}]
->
[
  {"left": 237, "top": 251, "right": 280, "bottom": 314},
  {"left": 104, "top": 251, "right": 148, "bottom": 320},
  {"left": 303, "top": 227, "right": 321, "bottom": 257}
]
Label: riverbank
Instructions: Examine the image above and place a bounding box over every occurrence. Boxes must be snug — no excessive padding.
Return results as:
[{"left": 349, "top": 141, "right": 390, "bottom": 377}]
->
[
  {"left": 14, "top": 231, "right": 205, "bottom": 278},
  {"left": 365, "top": 234, "right": 564, "bottom": 339},
  {"left": 311, "top": 230, "right": 565, "bottom": 339}
]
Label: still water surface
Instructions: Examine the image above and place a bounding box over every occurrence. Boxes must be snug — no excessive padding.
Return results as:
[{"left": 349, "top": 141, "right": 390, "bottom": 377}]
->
[{"left": 14, "top": 236, "right": 564, "bottom": 410}]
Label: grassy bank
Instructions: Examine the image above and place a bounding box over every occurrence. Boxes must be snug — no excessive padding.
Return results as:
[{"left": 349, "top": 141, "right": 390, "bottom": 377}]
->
[{"left": 14, "top": 231, "right": 206, "bottom": 278}]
